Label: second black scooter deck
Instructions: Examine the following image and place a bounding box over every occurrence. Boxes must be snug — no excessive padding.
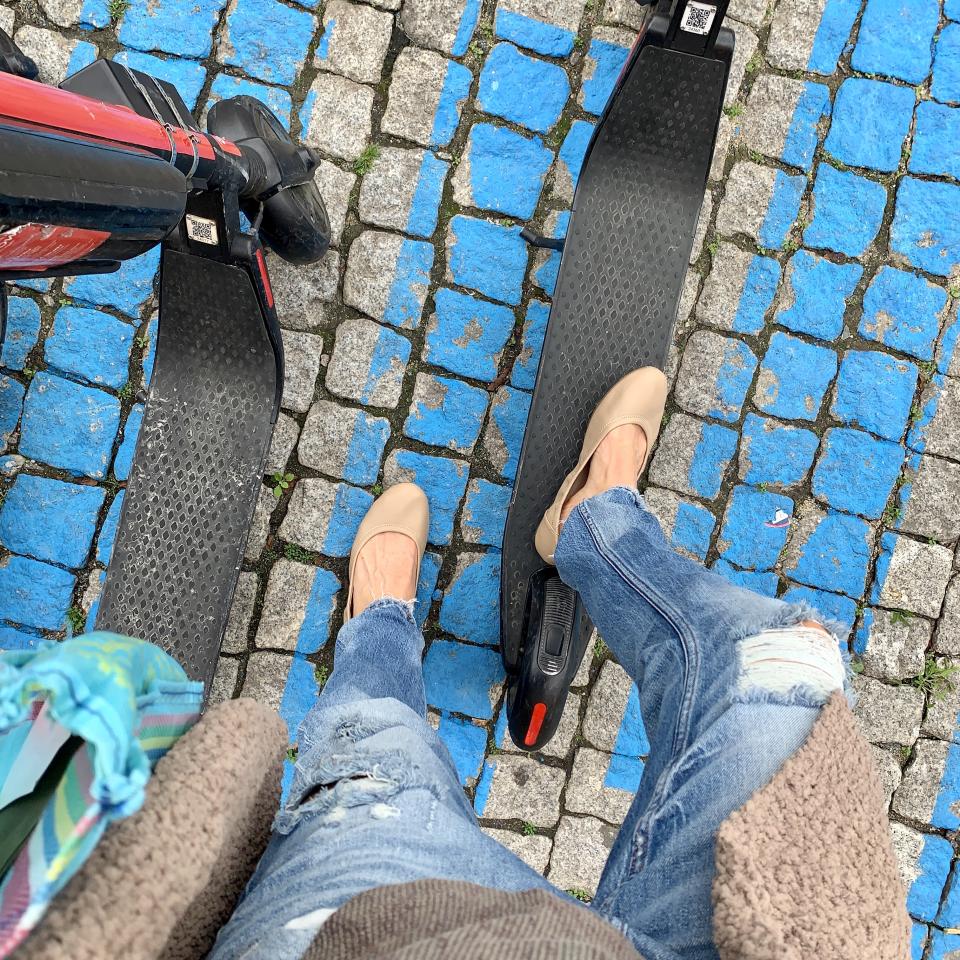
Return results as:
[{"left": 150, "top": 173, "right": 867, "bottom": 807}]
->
[
  {"left": 95, "top": 249, "right": 280, "bottom": 692},
  {"left": 501, "top": 21, "right": 731, "bottom": 749}
]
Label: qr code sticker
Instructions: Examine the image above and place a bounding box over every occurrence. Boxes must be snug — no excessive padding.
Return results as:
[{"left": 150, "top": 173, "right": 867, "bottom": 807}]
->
[
  {"left": 186, "top": 215, "right": 219, "bottom": 245},
  {"left": 681, "top": 1, "right": 716, "bottom": 34}
]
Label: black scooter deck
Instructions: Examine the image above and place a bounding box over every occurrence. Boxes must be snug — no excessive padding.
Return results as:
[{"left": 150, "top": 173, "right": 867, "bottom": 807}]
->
[
  {"left": 95, "top": 248, "right": 279, "bottom": 691},
  {"left": 500, "top": 38, "right": 729, "bottom": 745}
]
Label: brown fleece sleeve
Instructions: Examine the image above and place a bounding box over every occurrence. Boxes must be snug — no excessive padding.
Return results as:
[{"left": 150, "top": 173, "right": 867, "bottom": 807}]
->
[
  {"left": 711, "top": 692, "right": 911, "bottom": 960},
  {"left": 19, "top": 698, "right": 287, "bottom": 960}
]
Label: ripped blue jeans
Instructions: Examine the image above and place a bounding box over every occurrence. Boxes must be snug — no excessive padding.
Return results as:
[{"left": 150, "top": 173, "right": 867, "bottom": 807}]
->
[{"left": 210, "top": 487, "right": 847, "bottom": 960}]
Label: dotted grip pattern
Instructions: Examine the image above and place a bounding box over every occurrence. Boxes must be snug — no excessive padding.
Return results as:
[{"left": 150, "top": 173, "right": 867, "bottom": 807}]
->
[
  {"left": 96, "top": 250, "right": 278, "bottom": 691},
  {"left": 501, "top": 44, "right": 727, "bottom": 670}
]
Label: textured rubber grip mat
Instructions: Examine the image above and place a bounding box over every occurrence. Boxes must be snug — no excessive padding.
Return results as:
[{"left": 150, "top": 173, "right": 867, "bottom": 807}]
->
[
  {"left": 96, "top": 249, "right": 278, "bottom": 690},
  {"left": 501, "top": 44, "right": 727, "bottom": 670}
]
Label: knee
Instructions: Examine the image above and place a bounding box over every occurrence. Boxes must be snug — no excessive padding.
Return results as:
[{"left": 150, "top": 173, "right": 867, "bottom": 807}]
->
[{"left": 734, "top": 621, "right": 847, "bottom": 708}]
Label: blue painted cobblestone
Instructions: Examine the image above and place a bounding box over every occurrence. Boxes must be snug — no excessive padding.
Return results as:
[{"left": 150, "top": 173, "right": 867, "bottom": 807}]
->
[
  {"left": 804, "top": 165, "right": 886, "bottom": 257},
  {"left": 494, "top": 6, "right": 575, "bottom": 58},
  {"left": 670, "top": 500, "right": 715, "bottom": 561},
  {"left": 386, "top": 450, "right": 470, "bottom": 545},
  {"left": 118, "top": 0, "right": 226, "bottom": 57},
  {"left": 859, "top": 266, "right": 948, "bottom": 360},
  {"left": 437, "top": 712, "right": 488, "bottom": 785},
  {"left": 424, "top": 289, "right": 515, "bottom": 382},
  {"left": 754, "top": 332, "right": 837, "bottom": 422},
  {"left": 718, "top": 486, "right": 793, "bottom": 571},
  {"left": 0, "top": 378, "right": 25, "bottom": 449},
  {"left": 478, "top": 43, "right": 569, "bottom": 134},
  {"left": 891, "top": 179, "right": 960, "bottom": 277},
  {"left": 807, "top": 0, "right": 860, "bottom": 74},
  {"left": 831, "top": 350, "right": 918, "bottom": 441},
  {"left": 461, "top": 479, "right": 511, "bottom": 547},
  {"left": 713, "top": 559, "right": 779, "bottom": 598},
  {"left": 555, "top": 119, "right": 595, "bottom": 195},
  {"left": 113, "top": 51, "right": 207, "bottom": 110},
  {"left": 786, "top": 510, "right": 872, "bottom": 598},
  {"left": 580, "top": 36, "right": 629, "bottom": 116},
  {"left": 933, "top": 23, "right": 960, "bottom": 104},
  {"left": 423, "top": 640, "right": 503, "bottom": 719},
  {"left": 775, "top": 251, "right": 861, "bottom": 341},
  {"left": 403, "top": 374, "right": 489, "bottom": 453},
  {"left": 728, "top": 256, "right": 781, "bottom": 336},
  {"left": 65, "top": 249, "right": 159, "bottom": 318},
  {"left": 448, "top": 216, "right": 527, "bottom": 305},
  {"left": 96, "top": 493, "right": 123, "bottom": 566},
  {"left": 739, "top": 414, "right": 819, "bottom": 488},
  {"left": 0, "top": 298, "right": 41, "bottom": 372},
  {"left": 208, "top": 74, "right": 292, "bottom": 126},
  {"left": 0, "top": 475, "right": 104, "bottom": 569},
  {"left": 911, "top": 101, "right": 960, "bottom": 180},
  {"left": 812, "top": 428, "right": 904, "bottom": 519},
  {"left": 758, "top": 171, "right": 805, "bottom": 249},
  {"left": 440, "top": 552, "right": 500, "bottom": 646},
  {"left": 459, "top": 123, "right": 553, "bottom": 219},
  {"left": 19, "top": 374, "right": 120, "bottom": 480},
  {"left": 221, "top": 0, "right": 315, "bottom": 85},
  {"left": 824, "top": 78, "right": 913, "bottom": 174},
  {"left": 511, "top": 300, "right": 548, "bottom": 390},
  {"left": 0, "top": 555, "right": 76, "bottom": 632},
  {"left": 485, "top": 386, "right": 532, "bottom": 481},
  {"left": 781, "top": 585, "right": 858, "bottom": 633},
  {"left": 114, "top": 404, "right": 143, "bottom": 482},
  {"left": 45, "top": 307, "right": 133, "bottom": 391},
  {"left": 851, "top": 0, "right": 938, "bottom": 84}
]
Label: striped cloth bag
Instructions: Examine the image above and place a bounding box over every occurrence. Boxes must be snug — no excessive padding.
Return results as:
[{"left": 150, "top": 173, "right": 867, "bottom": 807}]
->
[{"left": 0, "top": 633, "right": 202, "bottom": 957}]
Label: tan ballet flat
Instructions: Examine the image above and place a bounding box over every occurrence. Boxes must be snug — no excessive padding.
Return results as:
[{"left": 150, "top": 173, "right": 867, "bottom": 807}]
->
[
  {"left": 344, "top": 482, "right": 429, "bottom": 622},
  {"left": 534, "top": 367, "right": 668, "bottom": 564}
]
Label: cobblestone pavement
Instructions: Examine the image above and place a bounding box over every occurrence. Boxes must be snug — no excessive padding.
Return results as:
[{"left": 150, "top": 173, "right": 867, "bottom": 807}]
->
[{"left": 2, "top": 0, "right": 960, "bottom": 952}]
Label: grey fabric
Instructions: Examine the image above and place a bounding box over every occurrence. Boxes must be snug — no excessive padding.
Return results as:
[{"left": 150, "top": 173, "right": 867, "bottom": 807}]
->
[{"left": 302, "top": 879, "right": 641, "bottom": 960}]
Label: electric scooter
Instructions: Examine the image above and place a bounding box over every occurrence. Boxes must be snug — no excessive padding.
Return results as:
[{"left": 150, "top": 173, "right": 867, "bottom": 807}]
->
[
  {"left": 0, "top": 38, "right": 330, "bottom": 693},
  {"left": 500, "top": 0, "right": 733, "bottom": 750}
]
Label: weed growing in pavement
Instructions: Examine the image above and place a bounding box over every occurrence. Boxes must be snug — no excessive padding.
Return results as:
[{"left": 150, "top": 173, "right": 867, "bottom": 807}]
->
[
  {"left": 352, "top": 145, "right": 380, "bottom": 177},
  {"left": 910, "top": 658, "right": 960, "bottom": 702}
]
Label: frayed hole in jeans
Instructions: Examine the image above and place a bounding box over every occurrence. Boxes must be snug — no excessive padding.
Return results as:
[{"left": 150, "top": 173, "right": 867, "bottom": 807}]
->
[{"left": 735, "top": 625, "right": 845, "bottom": 706}]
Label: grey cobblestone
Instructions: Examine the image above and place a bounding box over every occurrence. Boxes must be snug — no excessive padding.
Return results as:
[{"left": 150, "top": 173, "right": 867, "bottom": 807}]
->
[
  {"left": 400, "top": 0, "right": 476, "bottom": 55},
  {"left": 265, "top": 413, "right": 300, "bottom": 476},
  {"left": 674, "top": 329, "right": 755, "bottom": 421},
  {"left": 889, "top": 821, "right": 925, "bottom": 891},
  {"left": 548, "top": 816, "right": 616, "bottom": 896},
  {"left": 643, "top": 486, "right": 711, "bottom": 562},
  {"left": 302, "top": 72, "right": 374, "bottom": 161},
  {"left": 921, "top": 659, "right": 960, "bottom": 742},
  {"left": 298, "top": 399, "right": 389, "bottom": 478},
  {"left": 279, "top": 478, "right": 341, "bottom": 554},
  {"left": 709, "top": 114, "right": 735, "bottom": 183},
  {"left": 892, "top": 738, "right": 947, "bottom": 826},
  {"left": 724, "top": 19, "right": 758, "bottom": 105},
  {"left": 268, "top": 251, "right": 341, "bottom": 332},
  {"left": 223, "top": 571, "right": 258, "bottom": 653},
  {"left": 382, "top": 47, "right": 463, "bottom": 147},
  {"left": 600, "top": 0, "right": 646, "bottom": 29},
  {"left": 690, "top": 191, "right": 713, "bottom": 265},
  {"left": 874, "top": 535, "right": 952, "bottom": 620},
  {"left": 345, "top": 231, "right": 430, "bottom": 329},
  {"left": 37, "top": 0, "right": 79, "bottom": 27},
  {"left": 482, "top": 827, "right": 553, "bottom": 874},
  {"left": 697, "top": 244, "right": 758, "bottom": 332},
  {"left": 316, "top": 0, "right": 393, "bottom": 85},
  {"left": 14, "top": 25, "right": 80, "bottom": 84},
  {"left": 871, "top": 745, "right": 903, "bottom": 808},
  {"left": 502, "top": 0, "right": 585, "bottom": 35},
  {"left": 359, "top": 147, "right": 432, "bottom": 233},
  {"left": 728, "top": 0, "right": 769, "bottom": 28},
  {"left": 244, "top": 485, "right": 276, "bottom": 562},
  {"left": 479, "top": 754, "right": 565, "bottom": 827},
  {"left": 899, "top": 454, "right": 960, "bottom": 543},
  {"left": 860, "top": 608, "right": 930, "bottom": 683},
  {"left": 583, "top": 660, "right": 632, "bottom": 752},
  {"left": 740, "top": 74, "right": 806, "bottom": 164},
  {"left": 565, "top": 747, "right": 634, "bottom": 823},
  {"left": 937, "top": 304, "right": 960, "bottom": 378},
  {"left": 0, "top": 7, "right": 14, "bottom": 33},
  {"left": 715, "top": 163, "right": 777, "bottom": 242},
  {"left": 935, "top": 575, "right": 960, "bottom": 655},
  {"left": 326, "top": 316, "right": 409, "bottom": 407},
  {"left": 649, "top": 413, "right": 718, "bottom": 498},
  {"left": 852, "top": 674, "right": 925, "bottom": 746},
  {"left": 209, "top": 657, "right": 240, "bottom": 706},
  {"left": 256, "top": 559, "right": 318, "bottom": 651},
  {"left": 280, "top": 329, "right": 323, "bottom": 413},
  {"left": 314, "top": 161, "right": 356, "bottom": 248},
  {"left": 538, "top": 691, "right": 582, "bottom": 761},
  {"left": 766, "top": 0, "right": 823, "bottom": 72},
  {"left": 241, "top": 651, "right": 291, "bottom": 713}
]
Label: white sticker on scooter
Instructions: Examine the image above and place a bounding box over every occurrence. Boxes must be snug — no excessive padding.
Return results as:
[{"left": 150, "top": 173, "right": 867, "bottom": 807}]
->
[
  {"left": 185, "top": 214, "right": 219, "bottom": 245},
  {"left": 681, "top": 1, "right": 716, "bottom": 34}
]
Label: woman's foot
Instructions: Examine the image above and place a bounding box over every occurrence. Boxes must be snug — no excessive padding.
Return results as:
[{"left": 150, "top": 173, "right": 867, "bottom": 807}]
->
[
  {"left": 351, "top": 532, "right": 419, "bottom": 617},
  {"left": 535, "top": 367, "right": 668, "bottom": 565},
  {"left": 559, "top": 423, "right": 648, "bottom": 525},
  {"left": 344, "top": 483, "right": 429, "bottom": 621}
]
